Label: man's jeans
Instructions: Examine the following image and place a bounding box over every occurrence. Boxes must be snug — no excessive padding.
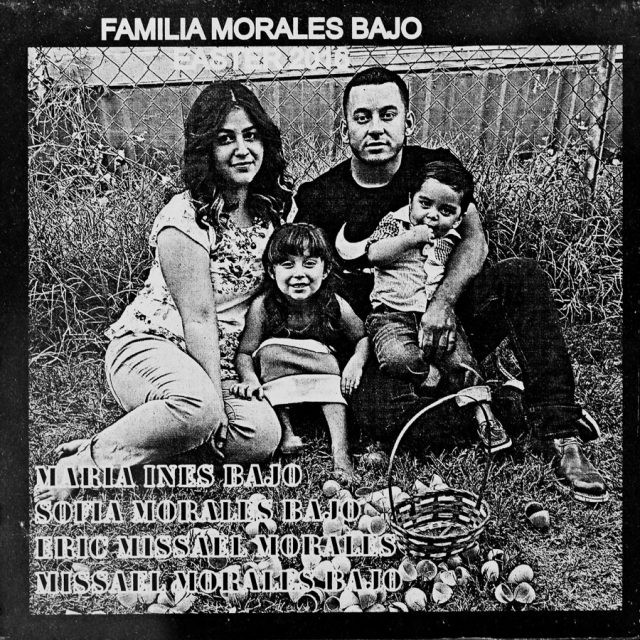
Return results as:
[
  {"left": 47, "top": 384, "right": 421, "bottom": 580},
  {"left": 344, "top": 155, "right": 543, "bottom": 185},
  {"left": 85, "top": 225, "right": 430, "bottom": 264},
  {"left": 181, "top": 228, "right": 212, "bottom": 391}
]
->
[{"left": 352, "top": 258, "right": 581, "bottom": 444}]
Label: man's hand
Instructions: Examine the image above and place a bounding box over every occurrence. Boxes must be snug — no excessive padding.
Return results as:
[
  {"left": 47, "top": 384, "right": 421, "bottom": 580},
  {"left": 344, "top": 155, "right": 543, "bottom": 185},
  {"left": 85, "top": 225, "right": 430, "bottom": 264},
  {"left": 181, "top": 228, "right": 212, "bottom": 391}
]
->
[{"left": 420, "top": 297, "right": 457, "bottom": 359}]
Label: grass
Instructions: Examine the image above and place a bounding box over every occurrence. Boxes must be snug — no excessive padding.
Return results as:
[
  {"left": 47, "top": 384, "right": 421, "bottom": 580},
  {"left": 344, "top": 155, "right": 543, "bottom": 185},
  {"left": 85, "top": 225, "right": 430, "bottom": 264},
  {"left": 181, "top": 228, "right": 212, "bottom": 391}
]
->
[
  {"left": 27, "top": 80, "right": 622, "bottom": 613},
  {"left": 28, "top": 321, "right": 622, "bottom": 614}
]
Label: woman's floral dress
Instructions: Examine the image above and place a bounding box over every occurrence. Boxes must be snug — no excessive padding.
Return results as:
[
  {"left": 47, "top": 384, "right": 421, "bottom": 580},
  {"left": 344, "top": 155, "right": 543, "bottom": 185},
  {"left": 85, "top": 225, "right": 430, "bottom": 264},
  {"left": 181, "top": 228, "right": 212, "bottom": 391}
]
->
[{"left": 106, "top": 191, "right": 272, "bottom": 380}]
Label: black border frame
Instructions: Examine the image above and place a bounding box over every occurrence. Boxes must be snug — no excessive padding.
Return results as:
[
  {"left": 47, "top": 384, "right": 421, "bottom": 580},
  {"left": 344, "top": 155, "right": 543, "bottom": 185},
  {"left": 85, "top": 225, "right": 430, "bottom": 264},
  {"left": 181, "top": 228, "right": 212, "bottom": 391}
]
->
[{"left": 2, "top": 1, "right": 638, "bottom": 638}]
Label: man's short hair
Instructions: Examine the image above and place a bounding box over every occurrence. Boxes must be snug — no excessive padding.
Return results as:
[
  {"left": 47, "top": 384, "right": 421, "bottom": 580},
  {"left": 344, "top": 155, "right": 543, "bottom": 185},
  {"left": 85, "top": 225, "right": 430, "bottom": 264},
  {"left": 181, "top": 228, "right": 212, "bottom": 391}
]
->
[{"left": 342, "top": 67, "right": 410, "bottom": 114}]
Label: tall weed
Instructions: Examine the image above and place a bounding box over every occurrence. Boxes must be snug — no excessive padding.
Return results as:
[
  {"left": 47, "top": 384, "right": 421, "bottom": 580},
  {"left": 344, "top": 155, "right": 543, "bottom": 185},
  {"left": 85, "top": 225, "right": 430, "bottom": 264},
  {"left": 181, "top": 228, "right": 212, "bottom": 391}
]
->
[
  {"left": 468, "top": 144, "right": 622, "bottom": 325},
  {"left": 29, "top": 77, "right": 178, "bottom": 355}
]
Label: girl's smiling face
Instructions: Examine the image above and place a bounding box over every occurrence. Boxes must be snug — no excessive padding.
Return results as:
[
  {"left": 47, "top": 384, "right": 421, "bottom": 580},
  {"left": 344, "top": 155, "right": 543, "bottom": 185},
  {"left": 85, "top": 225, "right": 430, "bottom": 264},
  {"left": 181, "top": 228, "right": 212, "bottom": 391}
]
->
[
  {"left": 271, "top": 253, "right": 328, "bottom": 302},
  {"left": 212, "top": 107, "right": 264, "bottom": 188}
]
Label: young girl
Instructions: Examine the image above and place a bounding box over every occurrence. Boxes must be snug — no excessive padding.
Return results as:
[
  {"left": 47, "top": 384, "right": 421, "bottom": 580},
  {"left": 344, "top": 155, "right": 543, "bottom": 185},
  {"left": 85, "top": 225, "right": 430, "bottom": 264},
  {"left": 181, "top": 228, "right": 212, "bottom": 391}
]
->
[{"left": 232, "top": 223, "right": 369, "bottom": 484}]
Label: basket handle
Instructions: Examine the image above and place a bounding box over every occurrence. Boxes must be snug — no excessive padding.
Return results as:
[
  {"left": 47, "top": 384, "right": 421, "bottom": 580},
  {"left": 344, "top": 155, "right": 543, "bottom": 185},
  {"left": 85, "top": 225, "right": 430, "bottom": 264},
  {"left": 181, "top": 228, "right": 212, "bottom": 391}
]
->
[{"left": 386, "top": 392, "right": 494, "bottom": 524}]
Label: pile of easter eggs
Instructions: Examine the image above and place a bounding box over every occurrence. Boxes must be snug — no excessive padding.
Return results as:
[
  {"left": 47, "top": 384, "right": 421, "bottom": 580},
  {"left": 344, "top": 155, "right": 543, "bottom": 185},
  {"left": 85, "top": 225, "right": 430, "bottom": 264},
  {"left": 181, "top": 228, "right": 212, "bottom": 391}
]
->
[{"left": 110, "top": 477, "right": 539, "bottom": 613}]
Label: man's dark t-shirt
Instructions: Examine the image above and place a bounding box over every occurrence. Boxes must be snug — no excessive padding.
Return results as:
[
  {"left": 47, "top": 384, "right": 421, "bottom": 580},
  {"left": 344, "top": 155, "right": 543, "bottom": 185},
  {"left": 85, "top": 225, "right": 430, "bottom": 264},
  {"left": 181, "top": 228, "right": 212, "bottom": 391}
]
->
[{"left": 294, "top": 146, "right": 462, "bottom": 318}]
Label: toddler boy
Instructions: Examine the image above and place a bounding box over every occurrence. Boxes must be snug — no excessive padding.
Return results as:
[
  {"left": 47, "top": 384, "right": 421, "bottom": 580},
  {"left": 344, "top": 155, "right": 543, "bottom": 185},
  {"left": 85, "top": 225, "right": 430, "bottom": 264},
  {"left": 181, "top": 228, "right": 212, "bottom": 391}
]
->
[{"left": 365, "top": 160, "right": 511, "bottom": 453}]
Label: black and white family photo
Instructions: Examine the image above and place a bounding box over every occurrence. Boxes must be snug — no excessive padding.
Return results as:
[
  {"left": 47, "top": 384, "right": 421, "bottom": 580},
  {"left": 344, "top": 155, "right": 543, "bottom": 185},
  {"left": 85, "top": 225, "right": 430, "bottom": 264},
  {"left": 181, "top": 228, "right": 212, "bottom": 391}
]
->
[{"left": 27, "top": 44, "right": 622, "bottom": 618}]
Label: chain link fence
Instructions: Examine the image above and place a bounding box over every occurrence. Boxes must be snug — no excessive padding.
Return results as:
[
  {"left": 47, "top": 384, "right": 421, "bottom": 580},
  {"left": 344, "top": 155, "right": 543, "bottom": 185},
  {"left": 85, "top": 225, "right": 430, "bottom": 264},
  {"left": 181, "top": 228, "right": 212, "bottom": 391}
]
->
[
  {"left": 28, "top": 46, "right": 623, "bottom": 354},
  {"left": 29, "top": 45, "right": 622, "bottom": 183}
]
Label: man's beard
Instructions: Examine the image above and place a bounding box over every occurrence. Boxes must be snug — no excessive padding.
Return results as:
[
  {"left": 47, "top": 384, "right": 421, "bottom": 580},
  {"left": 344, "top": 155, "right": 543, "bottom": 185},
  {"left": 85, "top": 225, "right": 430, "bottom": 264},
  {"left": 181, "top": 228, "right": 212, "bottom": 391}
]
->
[
  {"left": 351, "top": 137, "right": 406, "bottom": 165},
  {"left": 352, "top": 147, "right": 396, "bottom": 165}
]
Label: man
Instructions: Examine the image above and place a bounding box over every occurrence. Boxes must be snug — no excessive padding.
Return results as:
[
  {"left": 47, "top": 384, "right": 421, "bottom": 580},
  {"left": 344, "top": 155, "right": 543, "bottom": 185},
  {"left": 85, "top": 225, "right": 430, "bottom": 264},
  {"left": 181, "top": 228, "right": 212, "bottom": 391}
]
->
[{"left": 295, "top": 66, "right": 608, "bottom": 503}]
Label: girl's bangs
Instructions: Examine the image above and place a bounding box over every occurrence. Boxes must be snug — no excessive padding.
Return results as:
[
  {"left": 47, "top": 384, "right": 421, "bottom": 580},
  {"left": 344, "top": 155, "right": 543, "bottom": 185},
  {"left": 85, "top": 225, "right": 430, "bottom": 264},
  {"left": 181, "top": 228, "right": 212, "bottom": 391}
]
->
[{"left": 268, "top": 226, "right": 329, "bottom": 263}]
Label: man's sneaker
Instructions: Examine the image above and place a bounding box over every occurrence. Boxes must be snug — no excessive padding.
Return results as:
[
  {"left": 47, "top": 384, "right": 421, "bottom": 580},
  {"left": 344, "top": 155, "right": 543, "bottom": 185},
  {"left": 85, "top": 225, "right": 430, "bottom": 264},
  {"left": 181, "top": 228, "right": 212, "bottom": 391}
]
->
[
  {"left": 492, "top": 379, "right": 526, "bottom": 438},
  {"left": 576, "top": 408, "right": 601, "bottom": 443},
  {"left": 418, "top": 365, "right": 441, "bottom": 394},
  {"left": 476, "top": 417, "right": 512, "bottom": 454},
  {"left": 548, "top": 437, "right": 609, "bottom": 503},
  {"left": 503, "top": 379, "right": 524, "bottom": 393}
]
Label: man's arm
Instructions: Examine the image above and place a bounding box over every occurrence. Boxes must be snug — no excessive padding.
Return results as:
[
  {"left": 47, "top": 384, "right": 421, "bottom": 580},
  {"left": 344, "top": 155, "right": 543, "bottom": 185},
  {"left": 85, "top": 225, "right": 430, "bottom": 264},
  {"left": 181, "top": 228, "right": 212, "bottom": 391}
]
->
[{"left": 421, "top": 204, "right": 488, "bottom": 358}]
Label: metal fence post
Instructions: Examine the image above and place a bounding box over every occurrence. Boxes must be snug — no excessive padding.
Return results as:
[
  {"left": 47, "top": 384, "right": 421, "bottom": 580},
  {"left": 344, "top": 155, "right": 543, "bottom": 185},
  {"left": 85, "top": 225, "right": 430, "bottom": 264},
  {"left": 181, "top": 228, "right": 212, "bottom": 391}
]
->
[{"left": 584, "top": 45, "right": 618, "bottom": 193}]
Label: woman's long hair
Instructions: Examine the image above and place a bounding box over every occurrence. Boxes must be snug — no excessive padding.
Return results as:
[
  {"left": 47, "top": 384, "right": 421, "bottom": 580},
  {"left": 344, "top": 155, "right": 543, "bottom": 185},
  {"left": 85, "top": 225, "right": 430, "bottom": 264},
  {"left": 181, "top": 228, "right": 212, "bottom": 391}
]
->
[
  {"left": 182, "top": 81, "right": 293, "bottom": 231},
  {"left": 262, "top": 223, "right": 342, "bottom": 348}
]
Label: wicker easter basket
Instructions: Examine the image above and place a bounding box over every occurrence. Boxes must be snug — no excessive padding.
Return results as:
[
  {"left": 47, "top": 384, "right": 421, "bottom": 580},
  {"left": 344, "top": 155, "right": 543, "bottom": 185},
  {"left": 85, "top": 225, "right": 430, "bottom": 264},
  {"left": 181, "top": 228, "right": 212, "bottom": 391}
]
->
[{"left": 387, "top": 392, "right": 492, "bottom": 560}]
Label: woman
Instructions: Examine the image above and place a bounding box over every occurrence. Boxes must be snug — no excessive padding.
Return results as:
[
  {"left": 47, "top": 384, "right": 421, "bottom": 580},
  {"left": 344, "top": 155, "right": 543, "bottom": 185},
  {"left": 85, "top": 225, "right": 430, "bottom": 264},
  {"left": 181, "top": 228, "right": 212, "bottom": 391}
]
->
[{"left": 36, "top": 81, "right": 292, "bottom": 502}]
